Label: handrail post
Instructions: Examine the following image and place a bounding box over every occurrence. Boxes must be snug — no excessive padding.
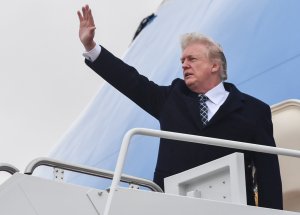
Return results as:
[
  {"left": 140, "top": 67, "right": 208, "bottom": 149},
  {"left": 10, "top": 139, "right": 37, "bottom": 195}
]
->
[{"left": 103, "top": 128, "right": 138, "bottom": 215}]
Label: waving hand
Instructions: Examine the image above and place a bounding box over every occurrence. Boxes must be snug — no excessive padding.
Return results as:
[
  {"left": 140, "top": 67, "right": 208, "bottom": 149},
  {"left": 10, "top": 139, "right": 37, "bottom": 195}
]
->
[{"left": 77, "top": 5, "right": 96, "bottom": 51}]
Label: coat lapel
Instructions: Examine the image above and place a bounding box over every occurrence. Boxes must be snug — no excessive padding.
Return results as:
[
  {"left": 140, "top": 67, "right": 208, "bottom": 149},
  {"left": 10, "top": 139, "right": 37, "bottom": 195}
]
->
[
  {"left": 205, "top": 83, "right": 245, "bottom": 127},
  {"left": 183, "top": 82, "right": 245, "bottom": 130}
]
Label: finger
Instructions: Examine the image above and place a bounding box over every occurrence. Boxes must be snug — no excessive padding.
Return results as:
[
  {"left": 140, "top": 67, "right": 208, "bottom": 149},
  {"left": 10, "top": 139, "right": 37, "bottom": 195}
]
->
[
  {"left": 84, "top": 5, "right": 90, "bottom": 19},
  {"left": 86, "top": 8, "right": 90, "bottom": 21},
  {"left": 77, "top": 11, "right": 83, "bottom": 22},
  {"left": 89, "top": 26, "right": 96, "bottom": 32},
  {"left": 82, "top": 5, "right": 87, "bottom": 20},
  {"left": 88, "top": 9, "right": 95, "bottom": 26}
]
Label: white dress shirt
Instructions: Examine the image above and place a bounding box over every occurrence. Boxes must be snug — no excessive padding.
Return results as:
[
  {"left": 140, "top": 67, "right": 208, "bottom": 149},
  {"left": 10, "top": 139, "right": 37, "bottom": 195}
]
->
[
  {"left": 83, "top": 44, "right": 101, "bottom": 62},
  {"left": 203, "top": 82, "right": 229, "bottom": 121}
]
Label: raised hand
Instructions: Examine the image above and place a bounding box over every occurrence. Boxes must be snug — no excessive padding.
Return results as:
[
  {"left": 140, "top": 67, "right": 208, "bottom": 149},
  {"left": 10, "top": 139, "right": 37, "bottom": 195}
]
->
[{"left": 77, "top": 5, "right": 96, "bottom": 51}]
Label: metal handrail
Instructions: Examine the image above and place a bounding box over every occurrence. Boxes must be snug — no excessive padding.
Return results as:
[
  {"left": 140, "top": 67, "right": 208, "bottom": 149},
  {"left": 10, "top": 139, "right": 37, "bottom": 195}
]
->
[
  {"left": 0, "top": 163, "right": 19, "bottom": 175},
  {"left": 103, "top": 127, "right": 300, "bottom": 215},
  {"left": 24, "top": 157, "right": 162, "bottom": 192}
]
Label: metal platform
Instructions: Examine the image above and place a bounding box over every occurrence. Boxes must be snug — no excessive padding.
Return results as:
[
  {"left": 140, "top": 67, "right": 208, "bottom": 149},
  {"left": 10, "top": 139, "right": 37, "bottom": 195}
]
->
[{"left": 1, "top": 128, "right": 300, "bottom": 215}]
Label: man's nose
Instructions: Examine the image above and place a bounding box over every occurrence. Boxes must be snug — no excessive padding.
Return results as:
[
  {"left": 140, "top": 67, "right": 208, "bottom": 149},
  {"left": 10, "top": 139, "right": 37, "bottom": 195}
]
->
[{"left": 182, "top": 60, "right": 189, "bottom": 69}]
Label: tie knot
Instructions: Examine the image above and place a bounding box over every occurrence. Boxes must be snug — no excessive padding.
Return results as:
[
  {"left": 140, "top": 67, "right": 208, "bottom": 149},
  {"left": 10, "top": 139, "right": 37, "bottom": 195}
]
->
[{"left": 199, "top": 94, "right": 208, "bottom": 103}]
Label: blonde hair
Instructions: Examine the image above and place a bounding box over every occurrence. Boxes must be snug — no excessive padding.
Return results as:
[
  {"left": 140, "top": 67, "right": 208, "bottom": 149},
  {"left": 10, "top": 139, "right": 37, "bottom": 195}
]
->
[{"left": 181, "top": 33, "right": 227, "bottom": 80}]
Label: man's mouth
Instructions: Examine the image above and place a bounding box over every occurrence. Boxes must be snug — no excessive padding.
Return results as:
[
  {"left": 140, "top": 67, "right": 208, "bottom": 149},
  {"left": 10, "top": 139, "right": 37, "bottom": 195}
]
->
[{"left": 184, "top": 73, "right": 192, "bottom": 78}]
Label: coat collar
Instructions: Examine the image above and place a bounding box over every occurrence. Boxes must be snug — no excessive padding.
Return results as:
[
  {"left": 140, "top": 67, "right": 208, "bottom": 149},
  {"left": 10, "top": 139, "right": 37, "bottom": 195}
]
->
[
  {"left": 180, "top": 80, "right": 246, "bottom": 130},
  {"left": 207, "top": 82, "right": 245, "bottom": 127}
]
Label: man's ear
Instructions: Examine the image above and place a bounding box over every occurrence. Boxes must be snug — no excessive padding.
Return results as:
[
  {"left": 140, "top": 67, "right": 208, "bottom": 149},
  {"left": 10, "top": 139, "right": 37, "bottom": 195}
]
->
[{"left": 211, "top": 62, "right": 220, "bottom": 73}]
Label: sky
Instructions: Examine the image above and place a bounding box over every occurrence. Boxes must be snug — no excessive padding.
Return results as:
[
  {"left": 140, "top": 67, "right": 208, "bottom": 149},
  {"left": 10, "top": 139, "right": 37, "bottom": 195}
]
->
[{"left": 0, "top": 0, "right": 162, "bottom": 181}]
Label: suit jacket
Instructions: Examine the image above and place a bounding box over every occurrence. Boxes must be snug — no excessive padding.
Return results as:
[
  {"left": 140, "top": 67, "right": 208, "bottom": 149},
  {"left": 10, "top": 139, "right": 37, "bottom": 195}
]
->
[{"left": 86, "top": 46, "right": 283, "bottom": 209}]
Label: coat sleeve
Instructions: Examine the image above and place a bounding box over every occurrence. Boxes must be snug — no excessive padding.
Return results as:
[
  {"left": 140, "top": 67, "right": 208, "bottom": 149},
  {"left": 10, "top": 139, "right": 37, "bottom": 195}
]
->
[
  {"left": 85, "top": 46, "right": 170, "bottom": 119},
  {"left": 254, "top": 105, "right": 283, "bottom": 209}
]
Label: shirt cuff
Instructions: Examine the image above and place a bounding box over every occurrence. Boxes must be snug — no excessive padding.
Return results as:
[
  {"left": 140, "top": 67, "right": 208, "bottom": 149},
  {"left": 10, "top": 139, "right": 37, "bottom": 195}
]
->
[{"left": 82, "top": 45, "right": 101, "bottom": 62}]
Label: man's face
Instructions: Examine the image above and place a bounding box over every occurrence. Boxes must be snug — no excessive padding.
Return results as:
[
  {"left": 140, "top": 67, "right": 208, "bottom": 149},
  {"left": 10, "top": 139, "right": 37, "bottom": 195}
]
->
[{"left": 181, "top": 42, "right": 217, "bottom": 93}]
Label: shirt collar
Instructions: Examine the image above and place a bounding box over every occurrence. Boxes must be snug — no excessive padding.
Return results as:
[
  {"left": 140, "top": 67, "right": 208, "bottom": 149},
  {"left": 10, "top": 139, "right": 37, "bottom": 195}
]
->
[{"left": 203, "top": 82, "right": 228, "bottom": 105}]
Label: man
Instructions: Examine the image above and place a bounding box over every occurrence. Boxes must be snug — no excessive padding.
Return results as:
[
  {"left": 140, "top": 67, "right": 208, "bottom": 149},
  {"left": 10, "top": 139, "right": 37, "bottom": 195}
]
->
[{"left": 77, "top": 5, "right": 282, "bottom": 209}]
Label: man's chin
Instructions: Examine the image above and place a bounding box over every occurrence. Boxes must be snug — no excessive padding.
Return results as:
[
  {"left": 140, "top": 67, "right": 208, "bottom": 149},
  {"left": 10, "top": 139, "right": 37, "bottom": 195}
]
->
[
  {"left": 184, "top": 78, "right": 192, "bottom": 85},
  {"left": 184, "top": 80, "right": 196, "bottom": 91}
]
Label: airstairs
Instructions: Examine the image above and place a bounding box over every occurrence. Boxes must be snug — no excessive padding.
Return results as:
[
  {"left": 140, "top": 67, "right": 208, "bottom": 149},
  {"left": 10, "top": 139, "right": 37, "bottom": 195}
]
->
[{"left": 1, "top": 128, "right": 300, "bottom": 215}]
